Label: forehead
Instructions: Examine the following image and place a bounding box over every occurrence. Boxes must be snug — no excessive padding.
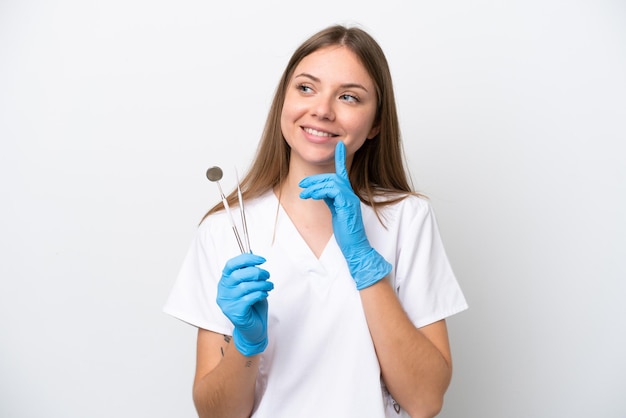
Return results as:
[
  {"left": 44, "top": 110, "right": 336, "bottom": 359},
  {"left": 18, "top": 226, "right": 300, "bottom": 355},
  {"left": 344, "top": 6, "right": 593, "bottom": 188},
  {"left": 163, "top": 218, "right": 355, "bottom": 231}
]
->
[{"left": 292, "top": 46, "right": 374, "bottom": 87}]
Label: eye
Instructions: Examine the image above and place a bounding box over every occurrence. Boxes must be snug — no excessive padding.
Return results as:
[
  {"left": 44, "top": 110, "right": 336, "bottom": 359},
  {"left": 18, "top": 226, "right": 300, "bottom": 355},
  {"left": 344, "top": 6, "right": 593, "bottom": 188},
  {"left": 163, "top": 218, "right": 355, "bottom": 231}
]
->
[
  {"left": 339, "top": 93, "right": 360, "bottom": 103},
  {"left": 296, "top": 83, "right": 313, "bottom": 94}
]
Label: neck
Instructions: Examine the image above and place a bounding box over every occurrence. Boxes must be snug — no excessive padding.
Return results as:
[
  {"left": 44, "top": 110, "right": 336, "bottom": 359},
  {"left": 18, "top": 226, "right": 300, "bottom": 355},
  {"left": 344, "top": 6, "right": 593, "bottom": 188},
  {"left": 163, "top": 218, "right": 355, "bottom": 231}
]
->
[{"left": 275, "top": 168, "right": 329, "bottom": 214}]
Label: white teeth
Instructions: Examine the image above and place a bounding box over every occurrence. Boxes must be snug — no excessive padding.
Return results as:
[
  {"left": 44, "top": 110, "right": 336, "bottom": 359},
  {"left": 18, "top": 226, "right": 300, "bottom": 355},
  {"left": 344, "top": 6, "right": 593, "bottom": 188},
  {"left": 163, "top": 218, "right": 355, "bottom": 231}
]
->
[{"left": 304, "top": 127, "right": 333, "bottom": 137}]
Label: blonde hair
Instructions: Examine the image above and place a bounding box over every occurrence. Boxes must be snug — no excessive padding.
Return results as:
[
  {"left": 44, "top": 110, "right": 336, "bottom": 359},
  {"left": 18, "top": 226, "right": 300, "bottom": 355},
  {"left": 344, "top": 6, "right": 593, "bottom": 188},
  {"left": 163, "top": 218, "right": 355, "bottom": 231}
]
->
[{"left": 202, "top": 24, "right": 415, "bottom": 222}]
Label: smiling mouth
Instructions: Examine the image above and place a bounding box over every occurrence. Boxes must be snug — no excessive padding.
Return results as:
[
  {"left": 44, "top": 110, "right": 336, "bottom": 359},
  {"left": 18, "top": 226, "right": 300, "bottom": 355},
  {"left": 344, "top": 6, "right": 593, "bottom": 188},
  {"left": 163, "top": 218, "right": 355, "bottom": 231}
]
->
[{"left": 303, "top": 127, "right": 338, "bottom": 138}]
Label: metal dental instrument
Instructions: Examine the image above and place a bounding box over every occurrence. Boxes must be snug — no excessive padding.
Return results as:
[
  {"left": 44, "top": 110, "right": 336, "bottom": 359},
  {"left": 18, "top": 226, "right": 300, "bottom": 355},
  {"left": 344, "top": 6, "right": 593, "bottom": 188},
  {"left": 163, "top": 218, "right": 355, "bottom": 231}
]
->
[
  {"left": 206, "top": 166, "right": 249, "bottom": 254},
  {"left": 235, "top": 168, "right": 251, "bottom": 253}
]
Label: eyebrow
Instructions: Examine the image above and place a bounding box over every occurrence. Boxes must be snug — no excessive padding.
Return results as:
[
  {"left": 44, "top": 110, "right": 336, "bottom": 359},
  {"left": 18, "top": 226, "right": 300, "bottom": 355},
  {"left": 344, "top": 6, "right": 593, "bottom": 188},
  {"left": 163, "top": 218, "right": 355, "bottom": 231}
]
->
[{"left": 294, "top": 73, "right": 369, "bottom": 93}]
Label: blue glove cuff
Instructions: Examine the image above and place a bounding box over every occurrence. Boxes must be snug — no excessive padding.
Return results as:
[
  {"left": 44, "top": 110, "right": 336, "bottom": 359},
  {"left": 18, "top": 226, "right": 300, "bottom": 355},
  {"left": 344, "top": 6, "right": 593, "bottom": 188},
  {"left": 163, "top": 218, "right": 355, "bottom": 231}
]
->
[
  {"left": 349, "top": 248, "right": 392, "bottom": 290},
  {"left": 233, "top": 328, "right": 268, "bottom": 357}
]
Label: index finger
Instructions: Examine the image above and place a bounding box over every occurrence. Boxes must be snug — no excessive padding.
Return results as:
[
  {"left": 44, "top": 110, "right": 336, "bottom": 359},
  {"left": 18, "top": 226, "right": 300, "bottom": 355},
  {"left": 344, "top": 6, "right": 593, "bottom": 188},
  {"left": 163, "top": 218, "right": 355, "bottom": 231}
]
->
[
  {"left": 223, "top": 253, "right": 266, "bottom": 276},
  {"left": 335, "top": 141, "right": 349, "bottom": 181}
]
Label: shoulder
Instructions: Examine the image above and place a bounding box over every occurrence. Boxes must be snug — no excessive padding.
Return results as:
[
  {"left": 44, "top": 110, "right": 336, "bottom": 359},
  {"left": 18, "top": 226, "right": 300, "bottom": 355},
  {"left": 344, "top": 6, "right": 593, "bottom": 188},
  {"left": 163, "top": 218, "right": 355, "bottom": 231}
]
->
[
  {"left": 243, "top": 189, "right": 276, "bottom": 212},
  {"left": 372, "top": 193, "right": 434, "bottom": 224},
  {"left": 360, "top": 193, "right": 437, "bottom": 243}
]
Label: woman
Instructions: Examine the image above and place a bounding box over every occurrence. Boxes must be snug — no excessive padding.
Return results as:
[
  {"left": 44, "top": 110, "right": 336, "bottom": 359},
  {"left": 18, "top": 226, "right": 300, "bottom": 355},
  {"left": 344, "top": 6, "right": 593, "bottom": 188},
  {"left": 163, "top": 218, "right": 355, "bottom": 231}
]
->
[{"left": 164, "top": 24, "right": 467, "bottom": 418}]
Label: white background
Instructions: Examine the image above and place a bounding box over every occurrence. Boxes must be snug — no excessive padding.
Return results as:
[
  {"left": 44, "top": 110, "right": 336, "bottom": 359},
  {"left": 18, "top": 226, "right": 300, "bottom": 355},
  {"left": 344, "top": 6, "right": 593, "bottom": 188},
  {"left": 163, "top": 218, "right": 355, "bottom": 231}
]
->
[{"left": 1, "top": 1, "right": 625, "bottom": 417}]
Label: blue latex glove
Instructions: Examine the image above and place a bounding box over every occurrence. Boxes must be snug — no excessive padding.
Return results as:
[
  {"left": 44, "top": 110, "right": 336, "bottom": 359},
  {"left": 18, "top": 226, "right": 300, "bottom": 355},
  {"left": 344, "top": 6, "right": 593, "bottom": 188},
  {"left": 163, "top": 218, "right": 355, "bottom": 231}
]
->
[
  {"left": 299, "top": 141, "right": 392, "bottom": 290},
  {"left": 216, "top": 253, "right": 273, "bottom": 356}
]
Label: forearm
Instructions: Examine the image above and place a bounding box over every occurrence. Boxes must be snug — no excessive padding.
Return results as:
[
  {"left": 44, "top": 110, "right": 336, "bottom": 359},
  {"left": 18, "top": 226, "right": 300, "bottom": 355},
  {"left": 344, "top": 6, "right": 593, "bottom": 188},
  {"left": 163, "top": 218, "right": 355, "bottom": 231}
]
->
[
  {"left": 360, "top": 280, "right": 452, "bottom": 418},
  {"left": 193, "top": 342, "right": 259, "bottom": 418},
  {"left": 195, "top": 253, "right": 271, "bottom": 417}
]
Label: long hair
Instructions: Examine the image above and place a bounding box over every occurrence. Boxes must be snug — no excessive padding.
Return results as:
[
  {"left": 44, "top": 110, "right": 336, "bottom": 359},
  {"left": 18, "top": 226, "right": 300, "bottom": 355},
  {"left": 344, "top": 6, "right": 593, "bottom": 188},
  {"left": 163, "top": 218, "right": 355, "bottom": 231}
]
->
[{"left": 202, "top": 24, "right": 415, "bottom": 222}]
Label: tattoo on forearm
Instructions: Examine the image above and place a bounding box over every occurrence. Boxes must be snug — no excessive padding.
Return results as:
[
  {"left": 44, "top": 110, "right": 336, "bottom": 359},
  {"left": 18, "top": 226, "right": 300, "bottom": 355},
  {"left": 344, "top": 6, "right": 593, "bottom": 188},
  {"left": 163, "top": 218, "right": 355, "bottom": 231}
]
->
[{"left": 220, "top": 335, "right": 232, "bottom": 357}]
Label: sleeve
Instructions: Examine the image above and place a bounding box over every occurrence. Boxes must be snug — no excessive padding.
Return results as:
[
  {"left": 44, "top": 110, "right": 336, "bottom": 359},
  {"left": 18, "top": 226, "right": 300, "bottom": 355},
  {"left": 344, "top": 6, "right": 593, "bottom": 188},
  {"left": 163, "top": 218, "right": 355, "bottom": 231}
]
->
[
  {"left": 162, "top": 221, "right": 235, "bottom": 335},
  {"left": 393, "top": 200, "right": 468, "bottom": 328}
]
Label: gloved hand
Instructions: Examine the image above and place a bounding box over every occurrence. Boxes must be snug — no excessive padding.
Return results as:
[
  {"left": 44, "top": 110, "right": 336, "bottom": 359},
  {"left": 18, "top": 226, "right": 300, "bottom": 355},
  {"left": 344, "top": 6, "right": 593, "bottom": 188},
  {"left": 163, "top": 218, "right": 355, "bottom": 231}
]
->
[
  {"left": 217, "top": 253, "right": 273, "bottom": 356},
  {"left": 299, "top": 141, "right": 391, "bottom": 290}
]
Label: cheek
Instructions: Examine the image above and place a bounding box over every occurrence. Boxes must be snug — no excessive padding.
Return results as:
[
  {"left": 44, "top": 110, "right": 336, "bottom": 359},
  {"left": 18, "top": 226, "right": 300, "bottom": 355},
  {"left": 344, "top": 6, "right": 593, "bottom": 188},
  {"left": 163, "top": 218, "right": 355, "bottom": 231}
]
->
[
  {"left": 348, "top": 110, "right": 377, "bottom": 137},
  {"left": 280, "top": 105, "right": 292, "bottom": 127},
  {"left": 280, "top": 96, "right": 304, "bottom": 134},
  {"left": 279, "top": 105, "right": 296, "bottom": 144},
  {"left": 282, "top": 94, "right": 303, "bottom": 119},
  {"left": 280, "top": 93, "right": 292, "bottom": 121}
]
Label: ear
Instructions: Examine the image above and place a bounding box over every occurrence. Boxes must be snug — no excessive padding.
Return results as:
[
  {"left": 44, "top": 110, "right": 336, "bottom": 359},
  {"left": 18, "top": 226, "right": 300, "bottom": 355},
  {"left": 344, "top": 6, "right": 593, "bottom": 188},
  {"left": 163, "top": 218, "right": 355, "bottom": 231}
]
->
[{"left": 366, "top": 124, "right": 380, "bottom": 140}]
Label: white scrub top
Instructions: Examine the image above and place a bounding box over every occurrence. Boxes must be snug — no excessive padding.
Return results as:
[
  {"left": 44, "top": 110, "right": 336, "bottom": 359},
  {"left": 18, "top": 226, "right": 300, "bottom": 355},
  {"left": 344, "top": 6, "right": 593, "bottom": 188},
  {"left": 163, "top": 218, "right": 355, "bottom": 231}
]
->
[{"left": 164, "top": 190, "right": 468, "bottom": 418}]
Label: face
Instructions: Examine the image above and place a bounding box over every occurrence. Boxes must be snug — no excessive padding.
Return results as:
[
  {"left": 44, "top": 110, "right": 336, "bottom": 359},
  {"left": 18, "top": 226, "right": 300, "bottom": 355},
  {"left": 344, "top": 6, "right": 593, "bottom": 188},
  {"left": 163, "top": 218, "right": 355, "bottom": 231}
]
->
[{"left": 280, "top": 45, "right": 380, "bottom": 174}]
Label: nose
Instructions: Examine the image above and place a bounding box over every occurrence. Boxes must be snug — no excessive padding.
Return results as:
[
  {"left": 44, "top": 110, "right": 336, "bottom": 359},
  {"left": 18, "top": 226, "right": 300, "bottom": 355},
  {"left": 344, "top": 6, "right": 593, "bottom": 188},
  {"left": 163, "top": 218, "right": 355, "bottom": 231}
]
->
[{"left": 311, "top": 95, "right": 335, "bottom": 121}]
